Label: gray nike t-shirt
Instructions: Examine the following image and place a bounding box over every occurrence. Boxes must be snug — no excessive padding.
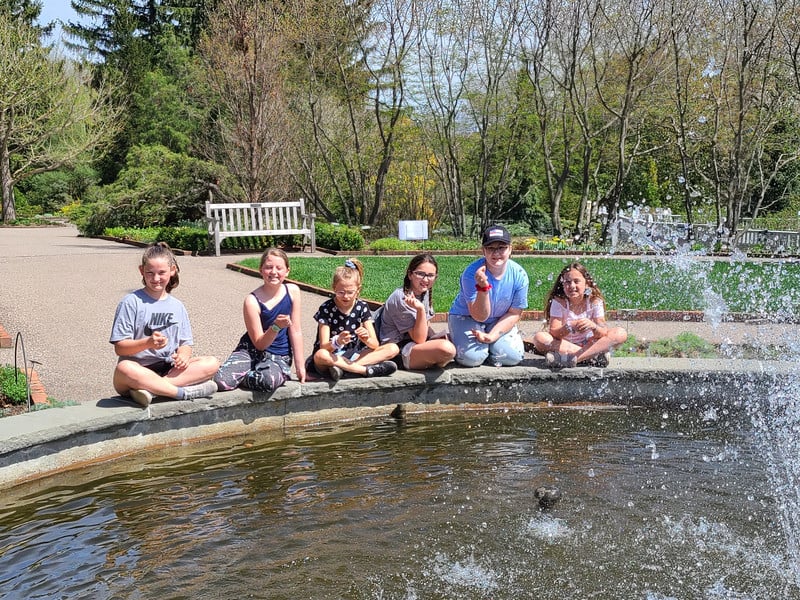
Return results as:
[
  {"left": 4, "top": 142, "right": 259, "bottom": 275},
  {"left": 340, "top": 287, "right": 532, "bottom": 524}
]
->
[{"left": 109, "top": 289, "right": 194, "bottom": 366}]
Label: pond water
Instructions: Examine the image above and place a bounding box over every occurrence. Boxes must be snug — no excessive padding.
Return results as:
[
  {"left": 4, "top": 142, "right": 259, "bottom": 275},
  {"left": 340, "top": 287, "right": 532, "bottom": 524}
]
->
[{"left": 0, "top": 405, "right": 797, "bottom": 599}]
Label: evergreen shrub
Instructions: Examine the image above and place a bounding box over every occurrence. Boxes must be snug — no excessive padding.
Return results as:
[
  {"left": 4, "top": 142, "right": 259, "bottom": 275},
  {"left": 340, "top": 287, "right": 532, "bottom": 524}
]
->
[{"left": 315, "top": 222, "right": 365, "bottom": 251}]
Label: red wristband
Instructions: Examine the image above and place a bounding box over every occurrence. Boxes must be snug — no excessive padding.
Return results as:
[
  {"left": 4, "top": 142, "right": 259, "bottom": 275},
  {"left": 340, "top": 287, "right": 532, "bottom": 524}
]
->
[{"left": 475, "top": 283, "right": 492, "bottom": 293}]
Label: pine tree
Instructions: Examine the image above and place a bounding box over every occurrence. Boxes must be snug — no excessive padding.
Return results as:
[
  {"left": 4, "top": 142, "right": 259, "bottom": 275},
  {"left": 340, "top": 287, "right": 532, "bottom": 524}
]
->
[{"left": 0, "top": 0, "right": 46, "bottom": 30}]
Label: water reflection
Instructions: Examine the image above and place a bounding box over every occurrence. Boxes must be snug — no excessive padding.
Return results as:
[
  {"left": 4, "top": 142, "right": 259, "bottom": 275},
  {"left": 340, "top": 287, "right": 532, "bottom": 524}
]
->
[{"left": 0, "top": 407, "right": 796, "bottom": 599}]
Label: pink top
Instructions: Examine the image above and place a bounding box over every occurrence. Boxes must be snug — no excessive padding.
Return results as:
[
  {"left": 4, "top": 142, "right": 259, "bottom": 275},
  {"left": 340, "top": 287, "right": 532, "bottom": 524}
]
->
[{"left": 549, "top": 297, "right": 605, "bottom": 345}]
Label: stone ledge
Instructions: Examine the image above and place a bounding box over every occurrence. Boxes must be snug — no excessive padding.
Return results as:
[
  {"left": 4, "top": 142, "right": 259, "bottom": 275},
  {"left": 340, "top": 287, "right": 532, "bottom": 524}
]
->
[{"left": 0, "top": 356, "right": 794, "bottom": 488}]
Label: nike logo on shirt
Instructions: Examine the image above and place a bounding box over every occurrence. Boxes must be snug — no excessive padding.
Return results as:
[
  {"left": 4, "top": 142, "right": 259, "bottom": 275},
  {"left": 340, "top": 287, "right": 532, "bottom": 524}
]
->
[{"left": 144, "top": 313, "right": 178, "bottom": 336}]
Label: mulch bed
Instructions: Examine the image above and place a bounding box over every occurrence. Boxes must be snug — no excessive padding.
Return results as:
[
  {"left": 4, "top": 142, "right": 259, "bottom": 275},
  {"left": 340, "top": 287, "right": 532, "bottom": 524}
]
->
[{"left": 0, "top": 402, "right": 29, "bottom": 417}]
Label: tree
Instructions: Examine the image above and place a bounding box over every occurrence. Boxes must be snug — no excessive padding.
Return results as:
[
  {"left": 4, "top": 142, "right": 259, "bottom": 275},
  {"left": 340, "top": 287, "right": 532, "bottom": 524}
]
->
[
  {"left": 589, "top": 0, "right": 671, "bottom": 241},
  {"left": 64, "top": 0, "right": 206, "bottom": 181},
  {"left": 411, "top": 0, "right": 474, "bottom": 236},
  {"left": 129, "top": 30, "right": 204, "bottom": 154},
  {"left": 688, "top": 0, "right": 800, "bottom": 241},
  {"left": 520, "top": 0, "right": 588, "bottom": 237},
  {"left": 283, "top": 0, "right": 414, "bottom": 226},
  {"left": 160, "top": 0, "right": 213, "bottom": 49},
  {"left": 462, "top": 0, "right": 526, "bottom": 234},
  {"left": 0, "top": 15, "right": 119, "bottom": 222},
  {"left": 198, "top": 0, "right": 294, "bottom": 203},
  {"left": 0, "top": 0, "right": 48, "bottom": 32}
]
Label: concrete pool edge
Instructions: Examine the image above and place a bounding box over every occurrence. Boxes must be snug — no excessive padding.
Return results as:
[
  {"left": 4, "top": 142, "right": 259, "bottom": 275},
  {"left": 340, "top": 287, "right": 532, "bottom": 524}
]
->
[{"left": 0, "top": 356, "right": 794, "bottom": 488}]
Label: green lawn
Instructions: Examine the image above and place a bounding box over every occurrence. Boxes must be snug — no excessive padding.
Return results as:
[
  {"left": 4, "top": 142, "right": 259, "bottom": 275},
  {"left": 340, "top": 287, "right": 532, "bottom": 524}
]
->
[{"left": 239, "top": 255, "right": 800, "bottom": 317}]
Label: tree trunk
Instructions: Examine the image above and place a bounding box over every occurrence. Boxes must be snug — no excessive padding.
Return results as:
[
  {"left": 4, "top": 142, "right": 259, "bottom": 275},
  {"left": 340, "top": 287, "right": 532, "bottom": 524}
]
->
[{"left": 1, "top": 142, "right": 15, "bottom": 223}]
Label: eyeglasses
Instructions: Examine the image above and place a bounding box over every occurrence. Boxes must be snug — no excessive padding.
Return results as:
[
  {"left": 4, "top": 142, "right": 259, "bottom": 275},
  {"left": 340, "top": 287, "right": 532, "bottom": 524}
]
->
[
  {"left": 412, "top": 271, "right": 437, "bottom": 280},
  {"left": 484, "top": 244, "right": 510, "bottom": 254},
  {"left": 335, "top": 288, "right": 359, "bottom": 297}
]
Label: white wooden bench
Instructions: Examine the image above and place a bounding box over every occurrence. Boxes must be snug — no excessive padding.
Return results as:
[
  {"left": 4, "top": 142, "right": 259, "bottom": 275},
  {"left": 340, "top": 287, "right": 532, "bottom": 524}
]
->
[{"left": 205, "top": 200, "right": 316, "bottom": 256}]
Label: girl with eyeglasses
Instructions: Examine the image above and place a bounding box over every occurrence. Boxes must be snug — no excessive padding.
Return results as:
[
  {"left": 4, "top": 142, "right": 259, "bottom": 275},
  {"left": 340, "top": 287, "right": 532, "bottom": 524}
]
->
[
  {"left": 447, "top": 225, "right": 529, "bottom": 367},
  {"left": 307, "top": 258, "right": 399, "bottom": 381},
  {"left": 377, "top": 253, "right": 456, "bottom": 370}
]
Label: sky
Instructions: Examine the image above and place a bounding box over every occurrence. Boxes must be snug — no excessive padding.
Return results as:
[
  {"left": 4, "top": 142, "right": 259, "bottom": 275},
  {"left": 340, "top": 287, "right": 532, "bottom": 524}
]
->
[
  {"left": 38, "top": 1, "right": 78, "bottom": 46},
  {"left": 39, "top": 0, "right": 76, "bottom": 28}
]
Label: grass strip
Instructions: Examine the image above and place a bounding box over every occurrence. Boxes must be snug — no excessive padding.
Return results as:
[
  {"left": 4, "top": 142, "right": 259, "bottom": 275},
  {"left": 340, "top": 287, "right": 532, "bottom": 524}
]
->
[{"left": 238, "top": 255, "right": 800, "bottom": 317}]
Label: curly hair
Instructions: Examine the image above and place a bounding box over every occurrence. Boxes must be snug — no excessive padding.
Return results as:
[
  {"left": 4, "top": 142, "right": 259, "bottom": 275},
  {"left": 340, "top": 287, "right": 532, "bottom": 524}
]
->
[{"left": 543, "top": 262, "right": 605, "bottom": 320}]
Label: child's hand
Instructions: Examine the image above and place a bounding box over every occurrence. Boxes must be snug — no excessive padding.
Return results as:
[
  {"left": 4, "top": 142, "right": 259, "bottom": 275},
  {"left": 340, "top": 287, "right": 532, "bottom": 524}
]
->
[
  {"left": 404, "top": 292, "right": 423, "bottom": 310},
  {"left": 337, "top": 331, "right": 353, "bottom": 346},
  {"left": 474, "top": 265, "right": 489, "bottom": 288},
  {"left": 355, "top": 326, "right": 370, "bottom": 343},
  {"left": 151, "top": 331, "right": 168, "bottom": 350},
  {"left": 571, "top": 318, "right": 595, "bottom": 332},
  {"left": 470, "top": 328, "right": 493, "bottom": 344},
  {"left": 171, "top": 351, "right": 189, "bottom": 370},
  {"left": 273, "top": 314, "right": 291, "bottom": 329}
]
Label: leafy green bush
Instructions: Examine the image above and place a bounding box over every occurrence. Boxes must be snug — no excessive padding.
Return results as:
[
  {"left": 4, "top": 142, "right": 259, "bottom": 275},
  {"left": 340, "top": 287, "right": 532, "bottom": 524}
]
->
[
  {"left": 367, "top": 236, "right": 478, "bottom": 252},
  {"left": 368, "top": 237, "right": 419, "bottom": 251},
  {"left": 219, "top": 234, "right": 305, "bottom": 252},
  {"left": 18, "top": 166, "right": 98, "bottom": 214},
  {"left": 73, "top": 144, "right": 231, "bottom": 235},
  {"left": 522, "top": 206, "right": 553, "bottom": 236},
  {"left": 101, "top": 225, "right": 308, "bottom": 253},
  {"left": 0, "top": 365, "right": 29, "bottom": 405},
  {"left": 157, "top": 226, "right": 209, "bottom": 253},
  {"left": 103, "top": 226, "right": 161, "bottom": 241},
  {"left": 11, "top": 190, "right": 43, "bottom": 219},
  {"left": 315, "top": 222, "right": 365, "bottom": 251}
]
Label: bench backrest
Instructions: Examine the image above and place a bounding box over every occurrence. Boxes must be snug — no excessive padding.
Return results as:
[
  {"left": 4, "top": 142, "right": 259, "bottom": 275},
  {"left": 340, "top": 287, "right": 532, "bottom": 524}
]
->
[{"left": 206, "top": 201, "right": 309, "bottom": 234}]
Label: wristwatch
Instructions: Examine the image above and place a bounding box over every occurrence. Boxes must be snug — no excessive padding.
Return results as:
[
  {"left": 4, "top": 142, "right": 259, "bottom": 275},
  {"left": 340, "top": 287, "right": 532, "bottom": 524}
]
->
[{"left": 271, "top": 323, "right": 281, "bottom": 332}]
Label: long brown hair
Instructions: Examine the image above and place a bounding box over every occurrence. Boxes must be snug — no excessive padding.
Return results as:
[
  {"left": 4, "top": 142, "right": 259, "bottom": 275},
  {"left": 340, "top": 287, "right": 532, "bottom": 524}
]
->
[
  {"left": 543, "top": 262, "right": 605, "bottom": 320},
  {"left": 141, "top": 242, "right": 180, "bottom": 292},
  {"left": 403, "top": 253, "right": 438, "bottom": 304}
]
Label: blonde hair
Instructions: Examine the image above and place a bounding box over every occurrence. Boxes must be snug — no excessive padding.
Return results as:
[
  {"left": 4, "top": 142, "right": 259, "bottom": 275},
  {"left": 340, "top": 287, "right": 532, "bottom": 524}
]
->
[
  {"left": 333, "top": 258, "right": 364, "bottom": 290},
  {"left": 141, "top": 242, "right": 180, "bottom": 292}
]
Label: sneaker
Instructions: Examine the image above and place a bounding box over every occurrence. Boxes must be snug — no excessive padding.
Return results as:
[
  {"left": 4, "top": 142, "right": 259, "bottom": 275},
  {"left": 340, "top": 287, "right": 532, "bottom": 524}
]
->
[
  {"left": 183, "top": 380, "right": 218, "bottom": 400},
  {"left": 129, "top": 389, "right": 153, "bottom": 407},
  {"left": 592, "top": 352, "right": 611, "bottom": 368},
  {"left": 545, "top": 351, "right": 576, "bottom": 368},
  {"left": 365, "top": 360, "right": 398, "bottom": 377},
  {"left": 329, "top": 365, "right": 343, "bottom": 381},
  {"left": 561, "top": 353, "right": 577, "bottom": 368}
]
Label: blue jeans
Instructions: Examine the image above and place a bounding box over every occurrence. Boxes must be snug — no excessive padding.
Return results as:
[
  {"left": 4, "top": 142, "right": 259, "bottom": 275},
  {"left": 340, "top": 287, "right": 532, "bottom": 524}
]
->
[{"left": 447, "top": 314, "right": 525, "bottom": 367}]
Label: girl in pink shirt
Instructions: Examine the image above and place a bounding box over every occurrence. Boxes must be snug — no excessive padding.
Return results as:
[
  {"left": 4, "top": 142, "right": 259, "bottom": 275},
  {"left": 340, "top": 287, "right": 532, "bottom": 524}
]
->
[{"left": 532, "top": 262, "right": 627, "bottom": 368}]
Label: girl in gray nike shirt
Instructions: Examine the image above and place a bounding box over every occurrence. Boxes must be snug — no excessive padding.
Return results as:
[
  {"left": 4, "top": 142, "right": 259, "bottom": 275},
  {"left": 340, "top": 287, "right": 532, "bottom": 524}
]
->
[{"left": 109, "top": 242, "right": 219, "bottom": 407}]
